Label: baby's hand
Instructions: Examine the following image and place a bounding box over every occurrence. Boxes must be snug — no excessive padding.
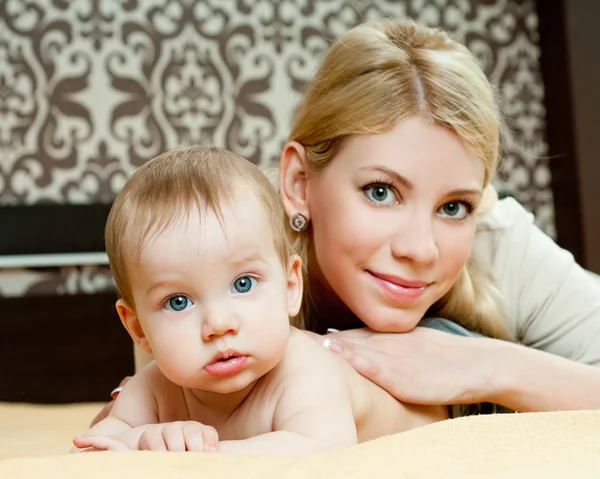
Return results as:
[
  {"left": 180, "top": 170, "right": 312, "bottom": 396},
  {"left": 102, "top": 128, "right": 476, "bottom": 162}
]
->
[
  {"left": 138, "top": 421, "right": 219, "bottom": 452},
  {"left": 72, "top": 435, "right": 130, "bottom": 452}
]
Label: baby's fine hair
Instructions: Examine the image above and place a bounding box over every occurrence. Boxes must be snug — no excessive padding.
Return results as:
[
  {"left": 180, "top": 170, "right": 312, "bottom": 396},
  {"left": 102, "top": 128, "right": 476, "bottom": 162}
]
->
[{"left": 105, "top": 146, "right": 294, "bottom": 309}]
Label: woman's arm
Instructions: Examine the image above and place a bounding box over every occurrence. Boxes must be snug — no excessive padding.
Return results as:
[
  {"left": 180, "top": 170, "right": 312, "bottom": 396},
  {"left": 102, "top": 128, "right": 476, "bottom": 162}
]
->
[
  {"left": 320, "top": 326, "right": 600, "bottom": 412},
  {"left": 480, "top": 198, "right": 600, "bottom": 409},
  {"left": 321, "top": 200, "right": 600, "bottom": 412},
  {"left": 489, "top": 338, "right": 600, "bottom": 412},
  {"left": 478, "top": 198, "right": 600, "bottom": 365}
]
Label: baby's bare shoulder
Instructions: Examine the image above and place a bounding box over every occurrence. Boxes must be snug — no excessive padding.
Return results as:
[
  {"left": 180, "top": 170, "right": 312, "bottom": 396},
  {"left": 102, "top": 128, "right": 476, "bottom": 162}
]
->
[
  {"left": 278, "top": 328, "right": 339, "bottom": 372},
  {"left": 136, "top": 361, "right": 172, "bottom": 389},
  {"left": 134, "top": 361, "right": 185, "bottom": 411},
  {"left": 266, "top": 329, "right": 348, "bottom": 394}
]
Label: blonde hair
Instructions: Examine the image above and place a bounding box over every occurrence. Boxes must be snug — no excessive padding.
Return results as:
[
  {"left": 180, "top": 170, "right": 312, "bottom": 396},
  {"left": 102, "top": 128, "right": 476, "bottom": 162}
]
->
[
  {"left": 106, "top": 146, "right": 294, "bottom": 309},
  {"left": 286, "top": 20, "right": 509, "bottom": 339}
]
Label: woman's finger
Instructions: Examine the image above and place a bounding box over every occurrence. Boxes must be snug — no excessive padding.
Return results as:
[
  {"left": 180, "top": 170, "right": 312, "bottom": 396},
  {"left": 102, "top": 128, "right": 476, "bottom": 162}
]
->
[
  {"left": 323, "top": 337, "right": 388, "bottom": 387},
  {"left": 302, "top": 330, "right": 324, "bottom": 343},
  {"left": 326, "top": 328, "right": 373, "bottom": 341}
]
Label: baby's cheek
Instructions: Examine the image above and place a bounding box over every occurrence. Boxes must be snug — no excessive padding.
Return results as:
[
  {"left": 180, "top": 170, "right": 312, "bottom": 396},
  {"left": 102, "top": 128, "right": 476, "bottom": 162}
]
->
[{"left": 154, "top": 335, "right": 195, "bottom": 368}]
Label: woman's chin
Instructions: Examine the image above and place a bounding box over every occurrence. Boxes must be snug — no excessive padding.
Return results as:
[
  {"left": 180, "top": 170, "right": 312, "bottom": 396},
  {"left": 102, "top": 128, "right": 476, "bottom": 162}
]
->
[{"left": 361, "top": 306, "right": 424, "bottom": 333}]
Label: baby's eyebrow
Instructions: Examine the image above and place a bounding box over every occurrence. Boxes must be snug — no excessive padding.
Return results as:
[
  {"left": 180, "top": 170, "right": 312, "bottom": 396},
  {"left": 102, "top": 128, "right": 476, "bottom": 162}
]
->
[
  {"left": 145, "top": 281, "right": 169, "bottom": 296},
  {"left": 227, "top": 251, "right": 267, "bottom": 268},
  {"left": 145, "top": 280, "right": 188, "bottom": 297}
]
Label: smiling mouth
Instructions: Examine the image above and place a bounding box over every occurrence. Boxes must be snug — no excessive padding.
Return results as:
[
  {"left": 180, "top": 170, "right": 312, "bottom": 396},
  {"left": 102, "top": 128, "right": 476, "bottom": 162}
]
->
[{"left": 366, "top": 270, "right": 430, "bottom": 302}]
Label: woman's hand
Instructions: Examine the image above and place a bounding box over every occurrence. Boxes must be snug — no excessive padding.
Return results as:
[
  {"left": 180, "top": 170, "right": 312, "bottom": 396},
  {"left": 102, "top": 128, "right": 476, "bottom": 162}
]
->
[
  {"left": 90, "top": 376, "right": 131, "bottom": 427},
  {"left": 309, "top": 327, "right": 498, "bottom": 406}
]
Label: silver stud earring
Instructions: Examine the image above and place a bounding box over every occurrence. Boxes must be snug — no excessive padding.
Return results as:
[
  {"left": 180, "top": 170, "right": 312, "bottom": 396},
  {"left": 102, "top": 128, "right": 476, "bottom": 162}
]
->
[{"left": 290, "top": 213, "right": 308, "bottom": 232}]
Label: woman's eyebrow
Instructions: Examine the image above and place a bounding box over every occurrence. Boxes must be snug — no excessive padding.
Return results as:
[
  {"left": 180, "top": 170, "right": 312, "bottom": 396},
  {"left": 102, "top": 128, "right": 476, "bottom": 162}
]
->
[
  {"left": 359, "top": 165, "right": 483, "bottom": 197},
  {"left": 358, "top": 166, "right": 414, "bottom": 190},
  {"left": 443, "top": 188, "right": 483, "bottom": 198}
]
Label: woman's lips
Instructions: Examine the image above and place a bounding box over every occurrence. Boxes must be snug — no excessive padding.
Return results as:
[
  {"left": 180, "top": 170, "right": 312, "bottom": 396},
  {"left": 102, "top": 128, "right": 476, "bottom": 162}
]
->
[{"left": 366, "top": 270, "right": 430, "bottom": 302}]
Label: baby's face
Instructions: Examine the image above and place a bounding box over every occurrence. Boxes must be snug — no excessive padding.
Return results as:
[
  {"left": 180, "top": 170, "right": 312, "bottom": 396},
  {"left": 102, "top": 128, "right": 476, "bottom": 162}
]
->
[{"left": 127, "top": 191, "right": 301, "bottom": 394}]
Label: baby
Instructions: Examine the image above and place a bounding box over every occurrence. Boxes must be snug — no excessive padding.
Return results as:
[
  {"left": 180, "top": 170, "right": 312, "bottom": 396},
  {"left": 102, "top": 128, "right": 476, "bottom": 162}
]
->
[{"left": 72, "top": 147, "right": 447, "bottom": 455}]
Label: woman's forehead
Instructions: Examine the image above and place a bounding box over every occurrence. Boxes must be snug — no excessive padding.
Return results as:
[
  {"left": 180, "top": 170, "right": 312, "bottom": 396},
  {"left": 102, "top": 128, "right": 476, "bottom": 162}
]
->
[{"left": 330, "top": 117, "right": 484, "bottom": 185}]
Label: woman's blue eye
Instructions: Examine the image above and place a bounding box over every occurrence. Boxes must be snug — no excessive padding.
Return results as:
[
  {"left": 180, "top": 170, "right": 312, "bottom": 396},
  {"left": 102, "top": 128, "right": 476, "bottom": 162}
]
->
[
  {"left": 165, "top": 295, "right": 191, "bottom": 312},
  {"left": 364, "top": 185, "right": 396, "bottom": 205},
  {"left": 439, "top": 202, "right": 469, "bottom": 219},
  {"left": 232, "top": 276, "right": 256, "bottom": 294}
]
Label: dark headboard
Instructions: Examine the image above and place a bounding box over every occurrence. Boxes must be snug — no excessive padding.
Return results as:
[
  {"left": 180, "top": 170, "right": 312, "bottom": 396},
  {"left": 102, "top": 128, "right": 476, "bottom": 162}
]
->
[{"left": 0, "top": 292, "right": 133, "bottom": 403}]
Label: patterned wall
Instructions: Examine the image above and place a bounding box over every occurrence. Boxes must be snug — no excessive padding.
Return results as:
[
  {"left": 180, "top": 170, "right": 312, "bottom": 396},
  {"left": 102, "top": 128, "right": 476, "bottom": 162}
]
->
[{"left": 0, "top": 0, "right": 550, "bottom": 297}]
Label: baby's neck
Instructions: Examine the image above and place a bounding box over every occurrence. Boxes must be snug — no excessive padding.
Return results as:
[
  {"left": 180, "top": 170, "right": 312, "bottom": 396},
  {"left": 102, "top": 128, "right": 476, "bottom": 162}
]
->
[{"left": 184, "top": 380, "right": 259, "bottom": 420}]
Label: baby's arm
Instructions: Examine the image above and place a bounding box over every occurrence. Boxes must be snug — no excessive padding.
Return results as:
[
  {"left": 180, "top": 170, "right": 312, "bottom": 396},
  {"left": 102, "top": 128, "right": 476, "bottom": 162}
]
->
[
  {"left": 73, "top": 363, "right": 219, "bottom": 452},
  {"left": 219, "top": 337, "right": 357, "bottom": 455},
  {"left": 72, "top": 364, "right": 159, "bottom": 451}
]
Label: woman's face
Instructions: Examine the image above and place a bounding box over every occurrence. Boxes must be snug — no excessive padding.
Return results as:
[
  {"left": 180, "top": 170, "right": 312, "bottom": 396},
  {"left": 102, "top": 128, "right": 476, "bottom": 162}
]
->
[{"left": 305, "top": 116, "right": 485, "bottom": 332}]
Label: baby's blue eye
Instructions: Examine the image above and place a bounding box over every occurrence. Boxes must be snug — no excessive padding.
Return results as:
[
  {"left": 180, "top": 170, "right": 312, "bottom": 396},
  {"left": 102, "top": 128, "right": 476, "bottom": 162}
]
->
[
  {"left": 166, "top": 295, "right": 191, "bottom": 312},
  {"left": 232, "top": 276, "right": 256, "bottom": 294}
]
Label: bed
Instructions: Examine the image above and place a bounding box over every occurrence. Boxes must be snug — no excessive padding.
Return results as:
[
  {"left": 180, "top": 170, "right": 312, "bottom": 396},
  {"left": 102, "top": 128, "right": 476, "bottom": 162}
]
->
[{"left": 2, "top": 401, "right": 600, "bottom": 478}]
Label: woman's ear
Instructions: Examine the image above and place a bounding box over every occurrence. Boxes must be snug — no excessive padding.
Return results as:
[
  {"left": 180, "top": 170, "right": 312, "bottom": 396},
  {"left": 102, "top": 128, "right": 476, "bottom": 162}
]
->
[{"left": 279, "top": 141, "right": 310, "bottom": 221}]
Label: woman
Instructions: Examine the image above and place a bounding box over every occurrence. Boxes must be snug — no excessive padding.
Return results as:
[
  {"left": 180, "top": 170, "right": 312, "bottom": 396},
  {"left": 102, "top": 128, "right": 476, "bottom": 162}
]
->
[
  {"left": 100, "top": 19, "right": 600, "bottom": 424},
  {"left": 277, "top": 19, "right": 600, "bottom": 414}
]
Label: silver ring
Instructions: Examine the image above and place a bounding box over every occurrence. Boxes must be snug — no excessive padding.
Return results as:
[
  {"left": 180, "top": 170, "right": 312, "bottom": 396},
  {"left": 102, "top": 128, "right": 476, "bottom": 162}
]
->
[{"left": 110, "top": 386, "right": 124, "bottom": 399}]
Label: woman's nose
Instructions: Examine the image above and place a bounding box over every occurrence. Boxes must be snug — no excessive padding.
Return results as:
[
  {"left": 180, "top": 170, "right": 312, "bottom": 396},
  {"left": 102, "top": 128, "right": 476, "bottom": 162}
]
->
[{"left": 390, "top": 215, "right": 438, "bottom": 265}]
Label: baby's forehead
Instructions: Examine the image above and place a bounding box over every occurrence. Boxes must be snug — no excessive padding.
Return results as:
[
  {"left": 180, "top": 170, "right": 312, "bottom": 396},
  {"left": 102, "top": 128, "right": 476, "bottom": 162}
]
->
[
  {"left": 129, "top": 202, "right": 277, "bottom": 279},
  {"left": 209, "top": 193, "right": 275, "bottom": 244},
  {"left": 135, "top": 187, "right": 271, "bottom": 248}
]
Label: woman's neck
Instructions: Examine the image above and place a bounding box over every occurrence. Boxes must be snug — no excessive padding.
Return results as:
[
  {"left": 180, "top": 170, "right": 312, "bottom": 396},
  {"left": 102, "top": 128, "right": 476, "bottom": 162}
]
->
[{"left": 307, "top": 249, "right": 365, "bottom": 333}]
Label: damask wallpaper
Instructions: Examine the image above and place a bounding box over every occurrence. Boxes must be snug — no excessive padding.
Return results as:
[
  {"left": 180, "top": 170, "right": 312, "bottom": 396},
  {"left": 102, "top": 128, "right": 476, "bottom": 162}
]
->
[{"left": 0, "top": 0, "right": 550, "bottom": 297}]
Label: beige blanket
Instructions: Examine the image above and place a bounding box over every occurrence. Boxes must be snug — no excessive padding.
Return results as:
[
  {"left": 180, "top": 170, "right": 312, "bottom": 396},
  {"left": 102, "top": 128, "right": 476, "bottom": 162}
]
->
[{"left": 2, "top": 402, "right": 600, "bottom": 478}]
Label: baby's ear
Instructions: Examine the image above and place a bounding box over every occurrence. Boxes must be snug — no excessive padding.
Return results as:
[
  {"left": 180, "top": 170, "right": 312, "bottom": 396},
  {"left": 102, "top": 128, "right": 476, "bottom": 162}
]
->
[
  {"left": 116, "top": 299, "right": 152, "bottom": 354},
  {"left": 286, "top": 255, "right": 303, "bottom": 317}
]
